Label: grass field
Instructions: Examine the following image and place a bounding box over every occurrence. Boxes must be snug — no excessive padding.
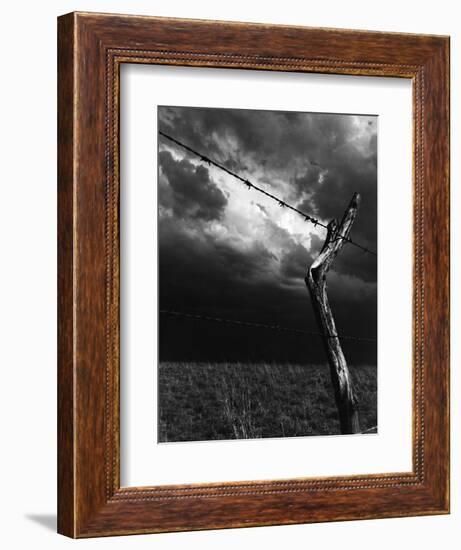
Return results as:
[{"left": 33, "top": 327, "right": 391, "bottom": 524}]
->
[{"left": 158, "top": 362, "right": 377, "bottom": 442}]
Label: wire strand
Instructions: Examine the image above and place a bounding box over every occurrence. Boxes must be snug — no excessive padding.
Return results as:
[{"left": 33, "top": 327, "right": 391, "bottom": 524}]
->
[{"left": 160, "top": 310, "right": 377, "bottom": 343}]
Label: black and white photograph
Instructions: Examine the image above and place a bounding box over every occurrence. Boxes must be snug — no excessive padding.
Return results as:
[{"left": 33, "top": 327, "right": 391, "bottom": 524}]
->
[{"left": 157, "top": 105, "right": 378, "bottom": 443}]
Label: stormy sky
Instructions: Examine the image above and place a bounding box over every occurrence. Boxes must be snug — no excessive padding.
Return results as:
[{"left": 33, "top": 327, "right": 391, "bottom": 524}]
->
[{"left": 157, "top": 106, "right": 377, "bottom": 365}]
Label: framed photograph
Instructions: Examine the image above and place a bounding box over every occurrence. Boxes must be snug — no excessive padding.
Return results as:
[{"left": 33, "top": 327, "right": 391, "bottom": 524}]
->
[{"left": 57, "top": 12, "right": 450, "bottom": 537}]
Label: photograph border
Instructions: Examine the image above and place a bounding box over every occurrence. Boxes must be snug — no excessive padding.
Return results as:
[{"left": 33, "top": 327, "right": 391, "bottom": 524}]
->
[
  {"left": 155, "top": 103, "right": 379, "bottom": 444},
  {"left": 57, "top": 12, "right": 450, "bottom": 537}
]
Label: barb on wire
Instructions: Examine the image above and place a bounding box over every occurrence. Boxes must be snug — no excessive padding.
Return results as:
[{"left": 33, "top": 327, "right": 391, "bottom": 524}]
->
[
  {"left": 160, "top": 309, "right": 377, "bottom": 344},
  {"left": 159, "top": 131, "right": 377, "bottom": 256}
]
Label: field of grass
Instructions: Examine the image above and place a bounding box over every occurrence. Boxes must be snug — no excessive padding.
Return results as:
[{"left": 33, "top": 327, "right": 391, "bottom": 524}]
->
[{"left": 158, "top": 362, "right": 377, "bottom": 442}]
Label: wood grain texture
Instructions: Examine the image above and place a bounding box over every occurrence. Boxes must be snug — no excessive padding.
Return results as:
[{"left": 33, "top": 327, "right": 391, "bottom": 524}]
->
[
  {"left": 57, "top": 11, "right": 450, "bottom": 538},
  {"left": 306, "top": 194, "right": 362, "bottom": 434},
  {"left": 57, "top": 13, "right": 75, "bottom": 538}
]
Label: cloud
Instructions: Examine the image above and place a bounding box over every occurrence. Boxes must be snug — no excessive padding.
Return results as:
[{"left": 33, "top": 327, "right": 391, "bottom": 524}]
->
[
  {"left": 159, "top": 150, "right": 227, "bottom": 221},
  {"left": 159, "top": 217, "right": 297, "bottom": 316},
  {"left": 280, "top": 243, "right": 313, "bottom": 282}
]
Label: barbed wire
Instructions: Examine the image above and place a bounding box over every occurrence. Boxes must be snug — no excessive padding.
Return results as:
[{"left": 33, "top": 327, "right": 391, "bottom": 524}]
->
[
  {"left": 160, "top": 309, "right": 377, "bottom": 343},
  {"left": 159, "top": 131, "right": 377, "bottom": 256}
]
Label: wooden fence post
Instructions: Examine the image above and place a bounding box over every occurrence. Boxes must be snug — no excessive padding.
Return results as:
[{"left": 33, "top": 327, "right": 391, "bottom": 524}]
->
[{"left": 305, "top": 192, "right": 361, "bottom": 434}]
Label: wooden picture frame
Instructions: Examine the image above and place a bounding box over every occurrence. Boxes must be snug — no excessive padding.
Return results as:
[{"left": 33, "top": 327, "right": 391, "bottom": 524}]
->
[{"left": 57, "top": 12, "right": 450, "bottom": 538}]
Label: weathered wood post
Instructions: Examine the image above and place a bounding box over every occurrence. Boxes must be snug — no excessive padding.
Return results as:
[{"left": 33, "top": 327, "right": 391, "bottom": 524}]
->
[{"left": 306, "top": 192, "right": 361, "bottom": 434}]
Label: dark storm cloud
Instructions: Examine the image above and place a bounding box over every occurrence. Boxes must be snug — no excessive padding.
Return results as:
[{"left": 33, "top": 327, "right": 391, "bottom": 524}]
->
[
  {"left": 159, "top": 106, "right": 373, "bottom": 179},
  {"left": 159, "top": 150, "right": 227, "bottom": 221},
  {"left": 280, "top": 243, "right": 313, "bottom": 281},
  {"left": 296, "top": 142, "right": 377, "bottom": 245},
  {"left": 159, "top": 217, "right": 296, "bottom": 317},
  {"left": 159, "top": 106, "right": 329, "bottom": 179},
  {"left": 158, "top": 105, "right": 377, "bottom": 365}
]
